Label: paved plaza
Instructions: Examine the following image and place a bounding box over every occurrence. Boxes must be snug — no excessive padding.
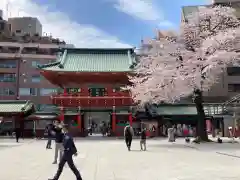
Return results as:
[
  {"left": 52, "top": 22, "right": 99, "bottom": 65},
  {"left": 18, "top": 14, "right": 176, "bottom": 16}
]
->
[{"left": 1, "top": 138, "right": 240, "bottom": 180}]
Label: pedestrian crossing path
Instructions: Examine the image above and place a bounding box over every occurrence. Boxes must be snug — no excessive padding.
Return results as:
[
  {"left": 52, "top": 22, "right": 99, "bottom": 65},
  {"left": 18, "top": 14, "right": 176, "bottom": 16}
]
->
[{"left": 0, "top": 139, "right": 240, "bottom": 180}]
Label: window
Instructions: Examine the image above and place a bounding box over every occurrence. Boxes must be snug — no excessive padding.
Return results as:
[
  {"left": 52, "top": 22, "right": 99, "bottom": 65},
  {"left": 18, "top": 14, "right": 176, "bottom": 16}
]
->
[
  {"left": 0, "top": 73, "right": 16, "bottom": 82},
  {"left": 19, "top": 88, "right": 30, "bottom": 95},
  {"left": 31, "top": 75, "right": 41, "bottom": 83},
  {"left": 30, "top": 88, "right": 37, "bottom": 96},
  {"left": 32, "top": 61, "right": 41, "bottom": 67},
  {"left": 0, "top": 88, "right": 15, "bottom": 95},
  {"left": 88, "top": 85, "right": 107, "bottom": 96},
  {"left": 227, "top": 67, "right": 240, "bottom": 76},
  {"left": 16, "top": 29, "right": 21, "bottom": 33},
  {"left": 19, "top": 88, "right": 37, "bottom": 96},
  {"left": 0, "top": 60, "right": 17, "bottom": 68},
  {"left": 228, "top": 84, "right": 240, "bottom": 92},
  {"left": 89, "top": 88, "right": 106, "bottom": 96},
  {"left": 40, "top": 88, "right": 57, "bottom": 96}
]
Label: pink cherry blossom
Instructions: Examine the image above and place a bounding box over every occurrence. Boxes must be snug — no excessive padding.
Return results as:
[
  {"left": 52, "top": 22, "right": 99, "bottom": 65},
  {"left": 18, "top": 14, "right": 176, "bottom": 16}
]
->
[{"left": 129, "top": 6, "right": 240, "bottom": 105}]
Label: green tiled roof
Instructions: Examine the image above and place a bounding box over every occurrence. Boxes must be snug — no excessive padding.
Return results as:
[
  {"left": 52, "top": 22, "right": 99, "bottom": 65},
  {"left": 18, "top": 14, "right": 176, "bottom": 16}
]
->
[
  {"left": 26, "top": 112, "right": 58, "bottom": 119},
  {"left": 155, "top": 105, "right": 198, "bottom": 115},
  {"left": 38, "top": 48, "right": 135, "bottom": 72},
  {"left": 151, "top": 104, "right": 227, "bottom": 116},
  {"left": 0, "top": 100, "right": 35, "bottom": 113}
]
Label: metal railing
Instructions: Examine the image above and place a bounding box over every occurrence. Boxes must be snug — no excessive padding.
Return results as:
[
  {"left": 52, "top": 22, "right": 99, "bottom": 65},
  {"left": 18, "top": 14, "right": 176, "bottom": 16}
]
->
[
  {"left": 51, "top": 92, "right": 133, "bottom": 107},
  {"left": 52, "top": 96, "right": 133, "bottom": 107},
  {"left": 222, "top": 94, "right": 240, "bottom": 106}
]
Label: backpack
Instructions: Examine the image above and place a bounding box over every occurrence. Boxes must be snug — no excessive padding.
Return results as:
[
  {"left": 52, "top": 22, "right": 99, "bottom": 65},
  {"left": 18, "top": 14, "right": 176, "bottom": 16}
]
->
[{"left": 125, "top": 126, "right": 131, "bottom": 136}]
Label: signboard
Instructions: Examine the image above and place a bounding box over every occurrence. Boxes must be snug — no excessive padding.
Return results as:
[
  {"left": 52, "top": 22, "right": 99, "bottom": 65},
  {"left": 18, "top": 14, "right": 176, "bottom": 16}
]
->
[{"left": 67, "top": 88, "right": 81, "bottom": 93}]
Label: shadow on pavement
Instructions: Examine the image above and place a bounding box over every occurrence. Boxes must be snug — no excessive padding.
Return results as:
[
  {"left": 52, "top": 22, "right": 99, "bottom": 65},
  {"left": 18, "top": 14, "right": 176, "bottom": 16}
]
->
[
  {"left": 150, "top": 143, "right": 198, "bottom": 150},
  {"left": 183, "top": 142, "right": 240, "bottom": 152},
  {"left": 130, "top": 149, "right": 142, "bottom": 152},
  {"left": 75, "top": 137, "right": 167, "bottom": 141},
  {"left": 0, "top": 144, "right": 20, "bottom": 150}
]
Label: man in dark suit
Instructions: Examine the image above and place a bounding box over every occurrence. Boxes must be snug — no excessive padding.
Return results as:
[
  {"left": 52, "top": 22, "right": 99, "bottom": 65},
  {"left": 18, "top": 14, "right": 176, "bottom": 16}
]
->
[
  {"left": 15, "top": 127, "right": 21, "bottom": 143},
  {"left": 46, "top": 123, "right": 54, "bottom": 149},
  {"left": 49, "top": 124, "right": 83, "bottom": 180}
]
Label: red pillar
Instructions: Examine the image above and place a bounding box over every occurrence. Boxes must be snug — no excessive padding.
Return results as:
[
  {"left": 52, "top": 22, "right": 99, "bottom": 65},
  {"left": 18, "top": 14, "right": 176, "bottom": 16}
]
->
[
  {"left": 128, "top": 113, "right": 132, "bottom": 126},
  {"left": 59, "top": 108, "right": 64, "bottom": 122},
  {"left": 77, "top": 113, "right": 81, "bottom": 131},
  {"left": 63, "top": 88, "right": 67, "bottom": 96},
  {"left": 112, "top": 112, "right": 116, "bottom": 134}
]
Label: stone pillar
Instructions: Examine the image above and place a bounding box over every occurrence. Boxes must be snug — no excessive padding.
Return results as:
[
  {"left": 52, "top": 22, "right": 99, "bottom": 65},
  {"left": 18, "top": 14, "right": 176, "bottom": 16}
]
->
[{"left": 112, "top": 106, "right": 116, "bottom": 135}]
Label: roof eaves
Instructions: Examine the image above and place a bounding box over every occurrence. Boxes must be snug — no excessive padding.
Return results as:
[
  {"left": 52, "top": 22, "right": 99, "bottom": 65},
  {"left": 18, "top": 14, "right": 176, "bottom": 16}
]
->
[
  {"left": 128, "top": 50, "right": 136, "bottom": 70},
  {"left": 59, "top": 49, "right": 68, "bottom": 69},
  {"left": 0, "top": 100, "right": 28, "bottom": 104},
  {"left": 61, "top": 47, "right": 134, "bottom": 51},
  {"left": 21, "top": 100, "right": 33, "bottom": 112},
  {"left": 37, "top": 61, "right": 60, "bottom": 69}
]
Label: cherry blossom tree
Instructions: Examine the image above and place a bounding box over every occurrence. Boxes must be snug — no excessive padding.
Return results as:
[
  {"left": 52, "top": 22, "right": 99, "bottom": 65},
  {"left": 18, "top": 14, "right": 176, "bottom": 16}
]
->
[{"left": 129, "top": 6, "right": 240, "bottom": 141}]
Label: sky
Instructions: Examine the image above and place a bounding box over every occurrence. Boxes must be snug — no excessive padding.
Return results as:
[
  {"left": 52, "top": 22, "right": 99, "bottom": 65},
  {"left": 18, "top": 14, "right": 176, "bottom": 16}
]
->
[{"left": 0, "top": 0, "right": 210, "bottom": 48}]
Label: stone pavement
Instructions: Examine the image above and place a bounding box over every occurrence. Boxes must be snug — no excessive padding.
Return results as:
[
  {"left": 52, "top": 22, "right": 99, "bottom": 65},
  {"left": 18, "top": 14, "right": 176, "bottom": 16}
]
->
[{"left": 1, "top": 138, "right": 240, "bottom": 180}]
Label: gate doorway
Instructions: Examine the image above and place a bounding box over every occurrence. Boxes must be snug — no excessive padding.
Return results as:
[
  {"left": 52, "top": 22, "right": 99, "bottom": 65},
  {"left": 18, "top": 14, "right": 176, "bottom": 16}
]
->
[{"left": 84, "top": 111, "right": 110, "bottom": 135}]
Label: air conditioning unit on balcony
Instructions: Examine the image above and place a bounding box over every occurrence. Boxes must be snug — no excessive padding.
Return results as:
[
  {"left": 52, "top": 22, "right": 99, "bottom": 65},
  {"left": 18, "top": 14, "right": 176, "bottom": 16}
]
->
[{"left": 22, "top": 59, "right": 26, "bottom": 63}]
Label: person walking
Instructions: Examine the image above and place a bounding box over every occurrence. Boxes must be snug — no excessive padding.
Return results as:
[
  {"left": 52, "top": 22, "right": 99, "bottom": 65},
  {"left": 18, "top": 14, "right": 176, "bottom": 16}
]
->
[
  {"left": 15, "top": 127, "right": 21, "bottom": 143},
  {"left": 168, "top": 126, "right": 175, "bottom": 142},
  {"left": 48, "top": 124, "right": 83, "bottom": 180},
  {"left": 140, "top": 128, "right": 147, "bottom": 151},
  {"left": 124, "top": 123, "right": 134, "bottom": 151},
  {"left": 46, "top": 123, "right": 54, "bottom": 149},
  {"left": 52, "top": 121, "right": 64, "bottom": 164}
]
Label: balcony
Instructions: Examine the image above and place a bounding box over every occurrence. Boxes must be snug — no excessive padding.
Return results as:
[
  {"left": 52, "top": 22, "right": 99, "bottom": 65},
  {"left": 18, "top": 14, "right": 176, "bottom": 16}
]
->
[
  {"left": 20, "top": 53, "right": 57, "bottom": 60},
  {"left": 0, "top": 33, "right": 66, "bottom": 45},
  {"left": 21, "top": 47, "right": 58, "bottom": 59},
  {"left": 0, "top": 67, "right": 17, "bottom": 73},
  {"left": 0, "top": 53, "right": 20, "bottom": 59},
  {"left": 51, "top": 92, "right": 133, "bottom": 107}
]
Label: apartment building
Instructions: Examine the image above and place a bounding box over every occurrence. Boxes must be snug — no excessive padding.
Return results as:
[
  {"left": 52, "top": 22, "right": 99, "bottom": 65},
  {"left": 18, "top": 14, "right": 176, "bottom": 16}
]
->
[
  {"left": 0, "top": 13, "right": 66, "bottom": 111},
  {"left": 8, "top": 17, "right": 42, "bottom": 36},
  {"left": 211, "top": 0, "right": 240, "bottom": 4}
]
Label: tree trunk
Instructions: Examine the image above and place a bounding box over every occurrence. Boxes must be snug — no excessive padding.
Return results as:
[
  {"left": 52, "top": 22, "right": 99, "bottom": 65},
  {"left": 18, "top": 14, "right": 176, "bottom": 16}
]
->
[{"left": 193, "top": 89, "right": 208, "bottom": 141}]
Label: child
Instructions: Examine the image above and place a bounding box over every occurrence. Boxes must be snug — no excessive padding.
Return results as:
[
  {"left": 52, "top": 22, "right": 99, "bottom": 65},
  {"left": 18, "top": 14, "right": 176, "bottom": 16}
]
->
[{"left": 140, "top": 128, "right": 147, "bottom": 151}]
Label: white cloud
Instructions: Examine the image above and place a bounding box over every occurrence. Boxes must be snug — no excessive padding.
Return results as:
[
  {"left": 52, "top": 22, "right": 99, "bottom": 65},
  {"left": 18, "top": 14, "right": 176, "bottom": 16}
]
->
[
  {"left": 114, "top": 0, "right": 173, "bottom": 27},
  {"left": 0, "top": 0, "right": 132, "bottom": 48}
]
